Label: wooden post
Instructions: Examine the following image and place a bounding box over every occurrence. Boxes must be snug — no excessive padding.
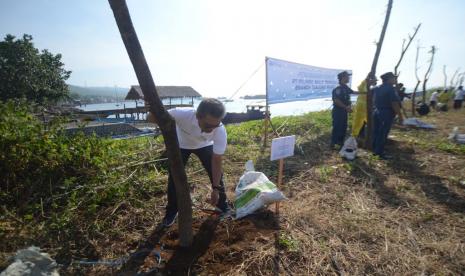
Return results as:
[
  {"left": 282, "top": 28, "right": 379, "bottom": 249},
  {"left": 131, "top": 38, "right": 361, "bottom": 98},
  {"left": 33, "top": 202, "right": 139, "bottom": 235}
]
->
[
  {"left": 109, "top": 0, "right": 193, "bottom": 246},
  {"left": 365, "top": 0, "right": 393, "bottom": 150},
  {"left": 263, "top": 57, "right": 270, "bottom": 148},
  {"left": 275, "top": 158, "right": 284, "bottom": 214}
]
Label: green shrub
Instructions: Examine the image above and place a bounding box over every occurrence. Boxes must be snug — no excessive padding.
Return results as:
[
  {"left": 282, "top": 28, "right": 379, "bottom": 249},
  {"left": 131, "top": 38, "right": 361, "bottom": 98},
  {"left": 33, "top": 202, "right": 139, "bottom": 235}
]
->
[{"left": 0, "top": 101, "right": 112, "bottom": 211}]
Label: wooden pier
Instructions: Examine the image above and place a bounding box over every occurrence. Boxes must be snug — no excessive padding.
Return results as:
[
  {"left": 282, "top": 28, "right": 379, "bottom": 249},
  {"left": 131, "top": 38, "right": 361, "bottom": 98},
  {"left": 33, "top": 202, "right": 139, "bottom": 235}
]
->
[{"left": 77, "top": 104, "right": 192, "bottom": 122}]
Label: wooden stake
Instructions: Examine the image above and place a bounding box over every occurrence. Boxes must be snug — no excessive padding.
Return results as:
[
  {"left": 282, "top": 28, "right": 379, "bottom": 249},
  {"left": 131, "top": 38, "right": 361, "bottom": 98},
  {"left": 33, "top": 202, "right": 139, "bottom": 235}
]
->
[
  {"left": 263, "top": 57, "right": 270, "bottom": 148},
  {"left": 263, "top": 105, "right": 269, "bottom": 148},
  {"left": 275, "top": 158, "right": 284, "bottom": 214}
]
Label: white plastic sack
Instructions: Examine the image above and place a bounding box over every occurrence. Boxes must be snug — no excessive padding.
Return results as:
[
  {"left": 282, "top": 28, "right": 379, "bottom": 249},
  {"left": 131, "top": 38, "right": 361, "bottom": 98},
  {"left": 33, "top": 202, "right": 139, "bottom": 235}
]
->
[
  {"left": 339, "top": 136, "right": 357, "bottom": 160},
  {"left": 0, "top": 246, "right": 59, "bottom": 276},
  {"left": 235, "top": 161, "right": 286, "bottom": 219},
  {"left": 448, "top": 127, "right": 465, "bottom": 144},
  {"left": 403, "top": 117, "right": 436, "bottom": 129}
]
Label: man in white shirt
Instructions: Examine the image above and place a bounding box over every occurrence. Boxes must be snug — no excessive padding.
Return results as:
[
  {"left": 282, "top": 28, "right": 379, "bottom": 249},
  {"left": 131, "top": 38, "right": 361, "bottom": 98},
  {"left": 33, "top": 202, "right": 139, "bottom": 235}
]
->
[
  {"left": 150, "top": 98, "right": 229, "bottom": 227},
  {"left": 430, "top": 89, "right": 440, "bottom": 109},
  {"left": 453, "top": 86, "right": 464, "bottom": 109}
]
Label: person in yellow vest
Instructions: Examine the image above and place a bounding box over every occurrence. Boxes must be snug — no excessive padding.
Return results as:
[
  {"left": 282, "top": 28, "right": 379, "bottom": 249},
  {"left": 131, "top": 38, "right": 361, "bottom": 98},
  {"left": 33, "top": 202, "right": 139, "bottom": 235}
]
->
[
  {"left": 351, "top": 73, "right": 377, "bottom": 137},
  {"left": 438, "top": 89, "right": 450, "bottom": 104}
]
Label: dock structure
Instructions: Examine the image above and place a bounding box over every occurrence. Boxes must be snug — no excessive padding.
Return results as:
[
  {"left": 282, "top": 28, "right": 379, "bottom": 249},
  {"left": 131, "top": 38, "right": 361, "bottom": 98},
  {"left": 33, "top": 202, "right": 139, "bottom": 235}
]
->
[
  {"left": 78, "top": 86, "right": 202, "bottom": 122},
  {"left": 125, "top": 85, "right": 201, "bottom": 107}
]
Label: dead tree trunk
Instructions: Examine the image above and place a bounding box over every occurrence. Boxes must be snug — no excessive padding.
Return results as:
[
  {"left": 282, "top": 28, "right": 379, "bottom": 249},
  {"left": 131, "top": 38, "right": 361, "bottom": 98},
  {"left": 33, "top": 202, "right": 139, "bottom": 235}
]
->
[
  {"left": 443, "top": 65, "right": 448, "bottom": 90},
  {"left": 450, "top": 68, "right": 460, "bottom": 89},
  {"left": 365, "top": 0, "right": 393, "bottom": 149},
  {"left": 411, "top": 42, "right": 421, "bottom": 116},
  {"left": 457, "top": 72, "right": 465, "bottom": 87},
  {"left": 394, "top": 23, "right": 421, "bottom": 77},
  {"left": 108, "top": 0, "right": 193, "bottom": 247},
  {"left": 422, "top": 46, "right": 436, "bottom": 103}
]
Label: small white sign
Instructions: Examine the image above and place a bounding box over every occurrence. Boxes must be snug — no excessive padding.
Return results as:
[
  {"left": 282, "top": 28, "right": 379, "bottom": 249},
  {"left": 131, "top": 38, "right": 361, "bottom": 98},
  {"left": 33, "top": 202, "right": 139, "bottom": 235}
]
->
[{"left": 270, "top": 135, "right": 296, "bottom": 161}]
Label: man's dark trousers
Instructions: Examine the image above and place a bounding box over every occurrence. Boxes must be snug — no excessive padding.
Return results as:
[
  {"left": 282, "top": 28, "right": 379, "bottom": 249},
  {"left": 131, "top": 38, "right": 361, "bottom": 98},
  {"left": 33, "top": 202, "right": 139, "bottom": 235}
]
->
[
  {"left": 331, "top": 108, "right": 348, "bottom": 146},
  {"left": 372, "top": 109, "right": 394, "bottom": 156},
  {"left": 166, "top": 145, "right": 228, "bottom": 214}
]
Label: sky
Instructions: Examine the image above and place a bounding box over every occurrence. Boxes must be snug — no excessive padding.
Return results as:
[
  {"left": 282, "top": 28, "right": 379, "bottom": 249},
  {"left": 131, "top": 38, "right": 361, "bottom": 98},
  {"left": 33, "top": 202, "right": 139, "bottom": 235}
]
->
[{"left": 1, "top": 0, "right": 464, "bottom": 98}]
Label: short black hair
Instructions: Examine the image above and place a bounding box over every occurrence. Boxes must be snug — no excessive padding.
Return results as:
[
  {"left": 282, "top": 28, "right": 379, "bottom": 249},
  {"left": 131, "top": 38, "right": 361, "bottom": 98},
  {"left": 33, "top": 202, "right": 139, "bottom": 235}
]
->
[
  {"left": 459, "top": 86, "right": 463, "bottom": 89},
  {"left": 197, "top": 98, "right": 226, "bottom": 119}
]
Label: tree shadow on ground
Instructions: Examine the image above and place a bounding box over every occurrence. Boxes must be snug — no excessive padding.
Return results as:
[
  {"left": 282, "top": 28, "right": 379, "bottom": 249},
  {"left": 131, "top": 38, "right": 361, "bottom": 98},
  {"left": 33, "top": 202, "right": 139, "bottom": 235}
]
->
[
  {"left": 117, "top": 223, "right": 166, "bottom": 275},
  {"left": 351, "top": 158, "right": 405, "bottom": 208},
  {"left": 162, "top": 216, "right": 219, "bottom": 275},
  {"left": 384, "top": 141, "right": 465, "bottom": 213}
]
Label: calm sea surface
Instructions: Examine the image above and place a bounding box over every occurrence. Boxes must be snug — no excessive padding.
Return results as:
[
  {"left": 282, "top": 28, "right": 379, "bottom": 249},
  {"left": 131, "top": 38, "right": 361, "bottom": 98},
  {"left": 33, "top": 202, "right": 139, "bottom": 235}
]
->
[{"left": 77, "top": 96, "right": 358, "bottom": 118}]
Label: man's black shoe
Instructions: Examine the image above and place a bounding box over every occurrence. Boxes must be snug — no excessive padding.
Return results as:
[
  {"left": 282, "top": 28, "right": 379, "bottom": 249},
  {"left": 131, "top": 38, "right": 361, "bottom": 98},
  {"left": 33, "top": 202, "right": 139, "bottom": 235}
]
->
[
  {"left": 162, "top": 211, "right": 178, "bottom": 227},
  {"left": 378, "top": 154, "right": 393, "bottom": 160}
]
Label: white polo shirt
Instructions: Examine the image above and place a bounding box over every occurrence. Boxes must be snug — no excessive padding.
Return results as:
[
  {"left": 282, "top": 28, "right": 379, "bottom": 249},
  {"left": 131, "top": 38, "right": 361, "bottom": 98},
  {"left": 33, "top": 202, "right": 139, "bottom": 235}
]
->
[
  {"left": 430, "top": 91, "right": 439, "bottom": 102},
  {"left": 168, "top": 107, "right": 227, "bottom": 155}
]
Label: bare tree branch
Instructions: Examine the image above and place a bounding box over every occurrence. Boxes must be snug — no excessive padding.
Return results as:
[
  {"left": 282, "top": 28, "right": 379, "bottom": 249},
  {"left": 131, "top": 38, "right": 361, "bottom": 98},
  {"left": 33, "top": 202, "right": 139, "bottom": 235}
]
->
[
  {"left": 450, "top": 68, "right": 460, "bottom": 89},
  {"left": 422, "top": 46, "right": 436, "bottom": 103},
  {"left": 443, "top": 65, "right": 448, "bottom": 89},
  {"left": 411, "top": 42, "right": 421, "bottom": 116},
  {"left": 394, "top": 23, "right": 421, "bottom": 76}
]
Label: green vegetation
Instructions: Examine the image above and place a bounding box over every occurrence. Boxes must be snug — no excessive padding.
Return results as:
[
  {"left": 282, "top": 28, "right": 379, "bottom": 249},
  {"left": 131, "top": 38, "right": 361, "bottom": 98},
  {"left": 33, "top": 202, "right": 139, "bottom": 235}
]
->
[
  {"left": 0, "top": 34, "right": 71, "bottom": 104},
  {"left": 1, "top": 102, "right": 464, "bottom": 275},
  {"left": 0, "top": 100, "right": 162, "bottom": 239}
]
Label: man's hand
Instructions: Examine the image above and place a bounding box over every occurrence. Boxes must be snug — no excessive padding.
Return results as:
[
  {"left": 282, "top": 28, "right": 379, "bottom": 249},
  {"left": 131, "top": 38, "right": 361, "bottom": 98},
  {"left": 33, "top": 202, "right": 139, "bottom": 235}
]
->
[
  {"left": 346, "top": 105, "right": 353, "bottom": 113},
  {"left": 209, "top": 189, "right": 220, "bottom": 206}
]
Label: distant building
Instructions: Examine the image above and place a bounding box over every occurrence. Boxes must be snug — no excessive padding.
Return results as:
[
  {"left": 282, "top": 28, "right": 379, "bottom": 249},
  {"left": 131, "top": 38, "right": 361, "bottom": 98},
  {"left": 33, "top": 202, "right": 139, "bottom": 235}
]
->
[{"left": 125, "top": 85, "right": 202, "bottom": 107}]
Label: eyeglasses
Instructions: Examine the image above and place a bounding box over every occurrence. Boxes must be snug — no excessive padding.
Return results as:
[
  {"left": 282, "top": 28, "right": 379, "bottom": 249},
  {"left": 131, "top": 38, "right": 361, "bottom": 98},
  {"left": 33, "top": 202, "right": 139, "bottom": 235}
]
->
[{"left": 202, "top": 122, "right": 223, "bottom": 129}]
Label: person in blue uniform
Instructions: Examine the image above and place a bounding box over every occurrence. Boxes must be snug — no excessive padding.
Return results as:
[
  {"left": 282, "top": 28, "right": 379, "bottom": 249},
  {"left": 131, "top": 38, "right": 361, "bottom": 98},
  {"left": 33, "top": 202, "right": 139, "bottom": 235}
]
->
[
  {"left": 330, "top": 71, "right": 353, "bottom": 149},
  {"left": 372, "top": 72, "right": 404, "bottom": 159}
]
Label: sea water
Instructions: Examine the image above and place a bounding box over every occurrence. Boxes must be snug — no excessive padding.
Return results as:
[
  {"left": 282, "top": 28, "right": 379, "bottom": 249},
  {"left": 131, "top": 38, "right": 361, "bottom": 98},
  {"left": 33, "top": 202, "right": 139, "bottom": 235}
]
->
[{"left": 77, "top": 96, "right": 358, "bottom": 118}]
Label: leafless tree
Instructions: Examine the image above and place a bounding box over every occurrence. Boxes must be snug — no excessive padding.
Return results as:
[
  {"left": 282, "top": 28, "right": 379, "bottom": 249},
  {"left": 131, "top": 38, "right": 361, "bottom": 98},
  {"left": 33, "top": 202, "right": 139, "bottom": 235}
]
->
[
  {"left": 108, "top": 0, "right": 193, "bottom": 246},
  {"left": 457, "top": 72, "right": 465, "bottom": 87},
  {"left": 411, "top": 42, "right": 422, "bottom": 116},
  {"left": 443, "top": 65, "right": 448, "bottom": 89},
  {"left": 394, "top": 23, "right": 421, "bottom": 77},
  {"left": 450, "top": 68, "right": 460, "bottom": 89},
  {"left": 365, "top": 0, "right": 393, "bottom": 149},
  {"left": 421, "top": 46, "right": 436, "bottom": 103}
]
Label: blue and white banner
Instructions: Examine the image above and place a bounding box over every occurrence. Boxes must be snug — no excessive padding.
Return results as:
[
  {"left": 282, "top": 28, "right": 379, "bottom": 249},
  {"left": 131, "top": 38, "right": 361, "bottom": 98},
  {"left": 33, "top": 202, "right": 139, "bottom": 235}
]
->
[{"left": 266, "top": 57, "right": 352, "bottom": 104}]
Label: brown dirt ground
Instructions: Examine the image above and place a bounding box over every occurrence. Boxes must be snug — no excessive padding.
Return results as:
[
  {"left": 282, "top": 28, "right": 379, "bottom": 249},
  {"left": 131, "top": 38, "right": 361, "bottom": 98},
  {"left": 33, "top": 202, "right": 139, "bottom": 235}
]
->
[{"left": 2, "top": 108, "right": 465, "bottom": 275}]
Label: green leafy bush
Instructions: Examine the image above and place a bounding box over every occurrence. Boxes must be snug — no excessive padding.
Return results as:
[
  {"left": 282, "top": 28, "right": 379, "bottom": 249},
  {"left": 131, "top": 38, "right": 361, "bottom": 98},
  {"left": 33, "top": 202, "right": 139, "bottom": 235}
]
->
[{"left": 0, "top": 101, "right": 112, "bottom": 211}]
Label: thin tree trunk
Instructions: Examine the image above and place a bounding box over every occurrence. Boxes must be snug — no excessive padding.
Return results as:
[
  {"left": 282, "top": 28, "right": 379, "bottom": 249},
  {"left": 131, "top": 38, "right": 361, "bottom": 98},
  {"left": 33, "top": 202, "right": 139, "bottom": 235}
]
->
[
  {"left": 411, "top": 81, "right": 420, "bottom": 116},
  {"left": 412, "top": 43, "right": 421, "bottom": 116},
  {"left": 443, "top": 65, "right": 447, "bottom": 89},
  {"left": 108, "top": 0, "right": 193, "bottom": 246},
  {"left": 422, "top": 46, "right": 436, "bottom": 104},
  {"left": 394, "top": 23, "right": 421, "bottom": 76},
  {"left": 365, "top": 0, "right": 393, "bottom": 149},
  {"left": 450, "top": 68, "right": 460, "bottom": 89}
]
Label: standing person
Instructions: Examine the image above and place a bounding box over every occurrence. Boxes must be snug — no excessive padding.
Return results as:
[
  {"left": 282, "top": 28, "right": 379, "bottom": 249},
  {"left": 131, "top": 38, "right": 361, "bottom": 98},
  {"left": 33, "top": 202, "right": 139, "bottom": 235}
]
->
[
  {"left": 372, "top": 72, "right": 404, "bottom": 159},
  {"left": 396, "top": 83, "right": 410, "bottom": 117},
  {"left": 352, "top": 73, "right": 377, "bottom": 138},
  {"left": 453, "top": 86, "right": 464, "bottom": 109},
  {"left": 430, "top": 89, "right": 440, "bottom": 109},
  {"left": 330, "top": 71, "right": 353, "bottom": 149},
  {"left": 149, "top": 98, "right": 230, "bottom": 227},
  {"left": 438, "top": 89, "right": 451, "bottom": 111}
]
